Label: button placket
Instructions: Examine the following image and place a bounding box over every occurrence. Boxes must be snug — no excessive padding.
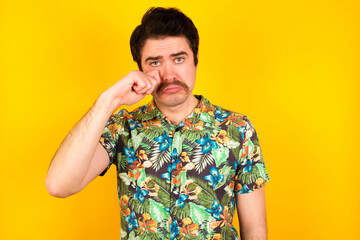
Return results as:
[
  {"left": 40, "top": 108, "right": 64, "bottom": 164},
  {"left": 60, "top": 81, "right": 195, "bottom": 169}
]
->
[{"left": 169, "top": 125, "right": 183, "bottom": 235}]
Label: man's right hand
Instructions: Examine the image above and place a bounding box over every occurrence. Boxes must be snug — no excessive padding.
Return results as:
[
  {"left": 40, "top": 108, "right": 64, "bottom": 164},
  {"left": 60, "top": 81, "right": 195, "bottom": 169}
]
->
[
  {"left": 45, "top": 70, "right": 160, "bottom": 198},
  {"left": 104, "top": 70, "right": 161, "bottom": 108}
]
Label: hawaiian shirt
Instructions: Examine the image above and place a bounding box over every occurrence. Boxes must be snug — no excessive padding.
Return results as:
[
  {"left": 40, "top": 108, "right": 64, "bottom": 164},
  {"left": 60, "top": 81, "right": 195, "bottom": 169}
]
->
[{"left": 99, "top": 95, "right": 270, "bottom": 240}]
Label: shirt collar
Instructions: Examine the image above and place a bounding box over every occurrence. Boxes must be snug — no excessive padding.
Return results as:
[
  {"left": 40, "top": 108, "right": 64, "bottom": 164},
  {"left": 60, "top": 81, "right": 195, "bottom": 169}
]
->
[
  {"left": 136, "top": 95, "right": 216, "bottom": 125},
  {"left": 191, "top": 95, "right": 216, "bottom": 125}
]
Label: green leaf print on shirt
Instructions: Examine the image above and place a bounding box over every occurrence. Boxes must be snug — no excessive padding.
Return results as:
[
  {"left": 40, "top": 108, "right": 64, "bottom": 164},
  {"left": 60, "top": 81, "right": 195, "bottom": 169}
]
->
[
  {"left": 189, "top": 202, "right": 211, "bottom": 226},
  {"left": 214, "top": 165, "right": 232, "bottom": 191},
  {"left": 212, "top": 147, "right": 229, "bottom": 167},
  {"left": 128, "top": 231, "right": 141, "bottom": 240},
  {"left": 149, "top": 198, "right": 168, "bottom": 223},
  {"left": 130, "top": 132, "right": 145, "bottom": 151},
  {"left": 137, "top": 168, "right": 147, "bottom": 186}
]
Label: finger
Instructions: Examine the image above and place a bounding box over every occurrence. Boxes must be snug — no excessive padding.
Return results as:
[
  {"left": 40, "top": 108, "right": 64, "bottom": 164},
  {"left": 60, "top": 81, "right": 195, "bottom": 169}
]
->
[
  {"left": 137, "top": 77, "right": 157, "bottom": 94},
  {"left": 146, "top": 69, "right": 161, "bottom": 84},
  {"left": 145, "top": 70, "right": 161, "bottom": 94},
  {"left": 145, "top": 77, "right": 159, "bottom": 95},
  {"left": 133, "top": 83, "right": 147, "bottom": 94},
  {"left": 138, "top": 70, "right": 161, "bottom": 94},
  {"left": 132, "top": 75, "right": 150, "bottom": 93}
]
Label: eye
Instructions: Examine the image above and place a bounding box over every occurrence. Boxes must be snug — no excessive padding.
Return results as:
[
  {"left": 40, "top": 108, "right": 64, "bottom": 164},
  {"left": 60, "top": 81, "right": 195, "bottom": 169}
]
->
[
  {"left": 150, "top": 61, "right": 160, "bottom": 67},
  {"left": 174, "top": 57, "right": 184, "bottom": 63}
]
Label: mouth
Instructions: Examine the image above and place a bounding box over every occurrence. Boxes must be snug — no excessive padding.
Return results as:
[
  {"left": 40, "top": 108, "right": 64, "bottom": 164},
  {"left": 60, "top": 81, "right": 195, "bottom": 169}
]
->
[
  {"left": 156, "top": 80, "right": 189, "bottom": 95},
  {"left": 161, "top": 84, "right": 184, "bottom": 94}
]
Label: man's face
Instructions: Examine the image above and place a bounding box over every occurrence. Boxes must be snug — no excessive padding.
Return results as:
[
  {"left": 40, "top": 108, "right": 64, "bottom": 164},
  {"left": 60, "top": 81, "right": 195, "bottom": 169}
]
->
[{"left": 141, "top": 36, "right": 197, "bottom": 108}]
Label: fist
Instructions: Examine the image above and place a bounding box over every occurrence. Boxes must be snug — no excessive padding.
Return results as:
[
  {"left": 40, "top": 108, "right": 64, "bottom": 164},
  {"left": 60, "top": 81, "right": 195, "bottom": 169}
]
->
[{"left": 104, "top": 70, "right": 161, "bottom": 107}]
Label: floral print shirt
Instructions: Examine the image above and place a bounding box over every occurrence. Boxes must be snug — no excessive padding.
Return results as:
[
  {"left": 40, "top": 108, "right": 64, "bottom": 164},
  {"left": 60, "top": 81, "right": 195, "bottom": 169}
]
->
[{"left": 99, "top": 95, "right": 270, "bottom": 240}]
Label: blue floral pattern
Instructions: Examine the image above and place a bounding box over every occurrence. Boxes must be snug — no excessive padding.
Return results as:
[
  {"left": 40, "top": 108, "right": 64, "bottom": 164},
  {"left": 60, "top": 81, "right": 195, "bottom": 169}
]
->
[{"left": 205, "top": 167, "right": 225, "bottom": 189}]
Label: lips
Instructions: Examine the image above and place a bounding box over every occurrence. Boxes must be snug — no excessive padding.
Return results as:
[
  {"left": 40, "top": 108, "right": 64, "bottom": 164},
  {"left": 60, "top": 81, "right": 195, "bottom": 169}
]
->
[{"left": 161, "top": 84, "right": 183, "bottom": 94}]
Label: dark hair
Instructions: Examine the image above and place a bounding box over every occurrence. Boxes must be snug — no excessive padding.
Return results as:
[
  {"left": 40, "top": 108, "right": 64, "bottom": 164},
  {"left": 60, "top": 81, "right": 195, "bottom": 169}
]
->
[{"left": 130, "top": 7, "right": 199, "bottom": 71}]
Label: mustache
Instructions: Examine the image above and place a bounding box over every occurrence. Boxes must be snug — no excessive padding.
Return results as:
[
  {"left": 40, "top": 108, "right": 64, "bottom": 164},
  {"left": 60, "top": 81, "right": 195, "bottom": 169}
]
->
[{"left": 156, "top": 80, "right": 189, "bottom": 94}]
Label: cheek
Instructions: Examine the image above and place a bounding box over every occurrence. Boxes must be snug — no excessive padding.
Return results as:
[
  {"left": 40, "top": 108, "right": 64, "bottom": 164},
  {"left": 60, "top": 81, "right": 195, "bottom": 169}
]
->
[
  {"left": 184, "top": 69, "right": 196, "bottom": 88},
  {"left": 141, "top": 65, "right": 151, "bottom": 73}
]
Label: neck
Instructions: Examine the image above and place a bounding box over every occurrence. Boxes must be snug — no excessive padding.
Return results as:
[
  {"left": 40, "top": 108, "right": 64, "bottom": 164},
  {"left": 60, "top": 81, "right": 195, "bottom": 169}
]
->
[{"left": 155, "top": 95, "right": 199, "bottom": 125}]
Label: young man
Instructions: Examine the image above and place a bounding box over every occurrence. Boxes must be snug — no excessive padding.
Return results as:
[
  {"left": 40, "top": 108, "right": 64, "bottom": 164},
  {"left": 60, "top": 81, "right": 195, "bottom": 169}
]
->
[{"left": 46, "top": 7, "right": 270, "bottom": 240}]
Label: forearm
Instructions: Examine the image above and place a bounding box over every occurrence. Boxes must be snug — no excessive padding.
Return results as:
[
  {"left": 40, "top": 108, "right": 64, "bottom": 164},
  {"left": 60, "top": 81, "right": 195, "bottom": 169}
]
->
[
  {"left": 240, "top": 226, "right": 267, "bottom": 240},
  {"left": 237, "top": 188, "right": 268, "bottom": 240},
  {"left": 45, "top": 92, "right": 118, "bottom": 197}
]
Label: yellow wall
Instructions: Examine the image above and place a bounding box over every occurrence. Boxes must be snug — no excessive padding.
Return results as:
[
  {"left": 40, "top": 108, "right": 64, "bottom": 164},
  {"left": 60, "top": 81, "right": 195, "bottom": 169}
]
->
[{"left": 1, "top": 0, "right": 359, "bottom": 239}]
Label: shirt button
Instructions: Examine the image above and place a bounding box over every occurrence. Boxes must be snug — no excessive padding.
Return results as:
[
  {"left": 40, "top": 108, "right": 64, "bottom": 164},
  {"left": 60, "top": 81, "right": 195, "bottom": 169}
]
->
[{"left": 175, "top": 126, "right": 183, "bottom": 132}]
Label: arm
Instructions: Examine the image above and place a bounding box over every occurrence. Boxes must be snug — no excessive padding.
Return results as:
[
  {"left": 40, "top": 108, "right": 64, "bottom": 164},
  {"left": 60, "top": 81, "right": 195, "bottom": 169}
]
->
[
  {"left": 236, "top": 187, "right": 267, "bottom": 240},
  {"left": 45, "top": 70, "right": 160, "bottom": 198}
]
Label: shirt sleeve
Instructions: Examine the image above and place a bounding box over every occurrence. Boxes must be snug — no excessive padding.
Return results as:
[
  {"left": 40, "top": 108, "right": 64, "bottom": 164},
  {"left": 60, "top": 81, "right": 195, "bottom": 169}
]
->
[
  {"left": 234, "top": 116, "right": 270, "bottom": 194},
  {"left": 98, "top": 110, "right": 125, "bottom": 176}
]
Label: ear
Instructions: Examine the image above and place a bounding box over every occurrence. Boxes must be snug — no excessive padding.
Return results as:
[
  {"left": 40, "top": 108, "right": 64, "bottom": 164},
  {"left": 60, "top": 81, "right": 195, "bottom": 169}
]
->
[{"left": 196, "top": 51, "right": 199, "bottom": 69}]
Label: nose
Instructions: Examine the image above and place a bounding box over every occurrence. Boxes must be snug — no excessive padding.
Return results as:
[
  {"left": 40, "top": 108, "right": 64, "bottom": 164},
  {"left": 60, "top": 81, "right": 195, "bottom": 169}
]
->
[{"left": 160, "top": 61, "right": 176, "bottom": 82}]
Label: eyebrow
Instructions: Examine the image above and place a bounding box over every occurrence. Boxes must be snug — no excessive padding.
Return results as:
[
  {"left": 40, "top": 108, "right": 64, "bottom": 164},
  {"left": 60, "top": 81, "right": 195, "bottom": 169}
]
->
[
  {"left": 170, "top": 51, "right": 188, "bottom": 57},
  {"left": 145, "top": 56, "right": 162, "bottom": 62},
  {"left": 144, "top": 51, "right": 188, "bottom": 62}
]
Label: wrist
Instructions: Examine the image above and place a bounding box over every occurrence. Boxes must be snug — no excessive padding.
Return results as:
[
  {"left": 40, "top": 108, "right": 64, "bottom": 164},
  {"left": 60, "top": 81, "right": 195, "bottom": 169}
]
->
[{"left": 96, "top": 91, "right": 122, "bottom": 116}]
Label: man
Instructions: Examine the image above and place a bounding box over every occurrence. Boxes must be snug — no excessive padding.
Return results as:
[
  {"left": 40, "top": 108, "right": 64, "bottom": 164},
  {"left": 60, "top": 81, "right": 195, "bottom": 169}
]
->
[{"left": 46, "top": 7, "right": 270, "bottom": 240}]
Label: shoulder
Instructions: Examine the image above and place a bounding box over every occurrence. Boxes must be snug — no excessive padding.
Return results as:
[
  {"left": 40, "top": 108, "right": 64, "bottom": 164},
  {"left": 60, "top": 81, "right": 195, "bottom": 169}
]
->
[
  {"left": 210, "top": 103, "right": 251, "bottom": 128},
  {"left": 108, "top": 108, "right": 130, "bottom": 124},
  {"left": 105, "top": 104, "right": 149, "bottom": 135},
  {"left": 129, "top": 103, "right": 149, "bottom": 115},
  {"left": 110, "top": 103, "right": 148, "bottom": 121}
]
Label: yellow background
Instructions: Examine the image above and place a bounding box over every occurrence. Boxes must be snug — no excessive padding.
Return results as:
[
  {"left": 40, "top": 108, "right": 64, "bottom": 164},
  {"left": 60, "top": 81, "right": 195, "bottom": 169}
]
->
[{"left": 1, "top": 0, "right": 359, "bottom": 239}]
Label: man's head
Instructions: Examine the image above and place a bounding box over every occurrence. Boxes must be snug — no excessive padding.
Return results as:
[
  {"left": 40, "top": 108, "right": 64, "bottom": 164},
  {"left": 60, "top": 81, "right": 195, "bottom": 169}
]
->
[
  {"left": 130, "top": 7, "right": 200, "bottom": 109},
  {"left": 130, "top": 7, "right": 199, "bottom": 71}
]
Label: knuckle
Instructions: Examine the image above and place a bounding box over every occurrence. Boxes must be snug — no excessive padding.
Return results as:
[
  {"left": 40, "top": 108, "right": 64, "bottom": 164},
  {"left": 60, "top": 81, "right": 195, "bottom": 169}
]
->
[{"left": 129, "top": 70, "right": 141, "bottom": 79}]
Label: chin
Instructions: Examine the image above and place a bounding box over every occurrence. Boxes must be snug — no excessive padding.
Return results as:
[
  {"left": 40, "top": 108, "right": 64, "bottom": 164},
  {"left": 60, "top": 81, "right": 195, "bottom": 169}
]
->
[{"left": 155, "top": 93, "right": 190, "bottom": 107}]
